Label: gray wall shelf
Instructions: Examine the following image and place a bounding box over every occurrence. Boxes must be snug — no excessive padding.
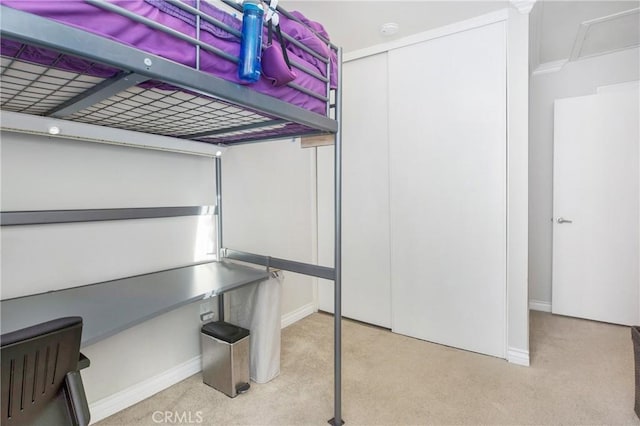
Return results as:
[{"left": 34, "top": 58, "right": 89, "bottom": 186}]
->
[
  {"left": 0, "top": 261, "right": 268, "bottom": 348},
  {"left": 0, "top": 206, "right": 215, "bottom": 226}
]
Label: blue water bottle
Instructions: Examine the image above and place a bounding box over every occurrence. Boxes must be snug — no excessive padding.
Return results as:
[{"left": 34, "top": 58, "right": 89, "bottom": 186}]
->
[{"left": 238, "top": 0, "right": 264, "bottom": 82}]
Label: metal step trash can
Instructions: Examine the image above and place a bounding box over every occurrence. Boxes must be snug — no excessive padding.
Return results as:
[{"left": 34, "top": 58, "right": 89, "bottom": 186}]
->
[{"left": 201, "top": 321, "right": 250, "bottom": 398}]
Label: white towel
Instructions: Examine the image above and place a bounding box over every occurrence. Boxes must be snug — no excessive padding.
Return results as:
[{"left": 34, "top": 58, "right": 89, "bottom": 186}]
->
[{"left": 227, "top": 272, "right": 283, "bottom": 383}]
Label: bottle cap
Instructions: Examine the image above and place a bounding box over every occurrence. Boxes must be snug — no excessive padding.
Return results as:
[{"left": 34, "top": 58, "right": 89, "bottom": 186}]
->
[{"left": 243, "top": 0, "right": 264, "bottom": 10}]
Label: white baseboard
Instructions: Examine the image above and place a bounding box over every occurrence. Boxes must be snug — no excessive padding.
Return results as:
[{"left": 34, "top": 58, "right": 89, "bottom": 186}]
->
[
  {"left": 89, "top": 355, "right": 202, "bottom": 424},
  {"left": 89, "top": 304, "right": 315, "bottom": 423},
  {"left": 529, "top": 299, "right": 552, "bottom": 312},
  {"left": 281, "top": 302, "right": 316, "bottom": 329},
  {"left": 507, "top": 347, "right": 530, "bottom": 367}
]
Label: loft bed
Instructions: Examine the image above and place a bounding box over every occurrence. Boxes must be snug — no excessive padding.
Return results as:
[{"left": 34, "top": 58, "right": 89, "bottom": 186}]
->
[{"left": 0, "top": 0, "right": 344, "bottom": 424}]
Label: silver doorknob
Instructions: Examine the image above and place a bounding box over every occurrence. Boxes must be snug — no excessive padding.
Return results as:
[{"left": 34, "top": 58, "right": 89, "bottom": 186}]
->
[{"left": 557, "top": 217, "right": 573, "bottom": 224}]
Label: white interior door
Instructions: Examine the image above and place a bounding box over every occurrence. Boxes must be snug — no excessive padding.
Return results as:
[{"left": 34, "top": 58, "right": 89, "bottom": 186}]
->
[
  {"left": 317, "top": 53, "right": 391, "bottom": 328},
  {"left": 552, "top": 88, "right": 639, "bottom": 326},
  {"left": 389, "top": 22, "right": 507, "bottom": 358}
]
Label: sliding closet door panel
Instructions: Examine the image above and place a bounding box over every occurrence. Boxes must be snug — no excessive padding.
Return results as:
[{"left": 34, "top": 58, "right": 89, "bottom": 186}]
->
[
  {"left": 317, "top": 52, "right": 391, "bottom": 328},
  {"left": 317, "top": 145, "right": 334, "bottom": 311},
  {"left": 389, "top": 22, "right": 506, "bottom": 357}
]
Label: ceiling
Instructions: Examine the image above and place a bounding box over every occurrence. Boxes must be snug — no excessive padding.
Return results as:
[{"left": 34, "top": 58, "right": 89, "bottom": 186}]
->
[
  {"left": 280, "top": 1, "right": 508, "bottom": 53},
  {"left": 532, "top": 1, "right": 639, "bottom": 66},
  {"left": 280, "top": 0, "right": 640, "bottom": 68}
]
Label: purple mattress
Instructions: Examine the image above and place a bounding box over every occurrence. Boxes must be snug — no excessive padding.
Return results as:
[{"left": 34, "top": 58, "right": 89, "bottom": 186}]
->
[{"left": 0, "top": 0, "right": 338, "bottom": 116}]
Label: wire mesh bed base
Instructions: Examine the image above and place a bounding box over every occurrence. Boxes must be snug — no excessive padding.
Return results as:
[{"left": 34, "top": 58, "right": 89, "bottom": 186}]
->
[{"left": 1, "top": 51, "right": 332, "bottom": 145}]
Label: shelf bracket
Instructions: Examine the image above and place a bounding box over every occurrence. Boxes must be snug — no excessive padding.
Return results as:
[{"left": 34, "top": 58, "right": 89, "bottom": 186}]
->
[{"left": 47, "top": 71, "right": 150, "bottom": 118}]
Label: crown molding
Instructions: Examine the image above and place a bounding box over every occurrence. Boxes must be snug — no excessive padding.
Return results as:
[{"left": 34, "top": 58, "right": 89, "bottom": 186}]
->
[{"left": 532, "top": 59, "right": 568, "bottom": 76}]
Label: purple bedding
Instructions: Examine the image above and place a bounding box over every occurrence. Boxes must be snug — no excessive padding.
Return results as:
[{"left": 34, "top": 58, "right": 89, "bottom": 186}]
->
[{"left": 0, "top": 0, "right": 338, "bottom": 115}]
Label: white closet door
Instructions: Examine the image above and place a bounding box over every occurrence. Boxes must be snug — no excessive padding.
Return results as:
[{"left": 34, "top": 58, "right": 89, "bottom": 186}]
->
[
  {"left": 317, "top": 52, "right": 391, "bottom": 328},
  {"left": 389, "top": 22, "right": 507, "bottom": 357}
]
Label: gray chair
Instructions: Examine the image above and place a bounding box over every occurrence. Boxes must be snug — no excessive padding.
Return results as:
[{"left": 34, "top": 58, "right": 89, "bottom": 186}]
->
[{"left": 1, "top": 317, "right": 91, "bottom": 426}]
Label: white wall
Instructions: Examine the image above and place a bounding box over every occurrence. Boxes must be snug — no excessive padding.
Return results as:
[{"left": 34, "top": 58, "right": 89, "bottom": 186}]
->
[
  {"left": 221, "top": 139, "right": 316, "bottom": 318},
  {"left": 529, "top": 47, "right": 640, "bottom": 307},
  {"left": 0, "top": 131, "right": 316, "bottom": 414},
  {"left": 506, "top": 7, "right": 530, "bottom": 365},
  {"left": 0, "top": 131, "right": 216, "bottom": 405}
]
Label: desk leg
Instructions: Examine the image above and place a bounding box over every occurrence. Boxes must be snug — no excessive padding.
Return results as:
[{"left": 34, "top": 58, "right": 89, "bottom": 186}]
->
[{"left": 218, "top": 293, "right": 225, "bottom": 322}]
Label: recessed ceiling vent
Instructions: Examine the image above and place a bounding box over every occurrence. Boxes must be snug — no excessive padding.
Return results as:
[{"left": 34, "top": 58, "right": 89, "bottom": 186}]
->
[{"left": 570, "top": 8, "right": 640, "bottom": 60}]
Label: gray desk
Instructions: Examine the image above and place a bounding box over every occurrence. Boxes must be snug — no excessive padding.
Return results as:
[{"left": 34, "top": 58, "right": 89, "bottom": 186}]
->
[{"left": 0, "top": 261, "right": 268, "bottom": 347}]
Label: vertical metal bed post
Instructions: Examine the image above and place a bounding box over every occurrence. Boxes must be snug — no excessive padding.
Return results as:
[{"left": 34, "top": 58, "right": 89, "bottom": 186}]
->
[
  {"left": 195, "top": 0, "right": 201, "bottom": 70},
  {"left": 215, "top": 155, "right": 225, "bottom": 321},
  {"left": 332, "top": 47, "right": 344, "bottom": 426}
]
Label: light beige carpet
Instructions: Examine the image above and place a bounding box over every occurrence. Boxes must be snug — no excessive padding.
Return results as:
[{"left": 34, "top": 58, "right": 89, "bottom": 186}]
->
[{"left": 97, "top": 311, "right": 639, "bottom": 425}]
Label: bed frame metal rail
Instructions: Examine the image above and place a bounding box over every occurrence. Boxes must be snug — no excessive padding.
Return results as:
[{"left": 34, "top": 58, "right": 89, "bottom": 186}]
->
[{"left": 223, "top": 248, "right": 335, "bottom": 280}]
